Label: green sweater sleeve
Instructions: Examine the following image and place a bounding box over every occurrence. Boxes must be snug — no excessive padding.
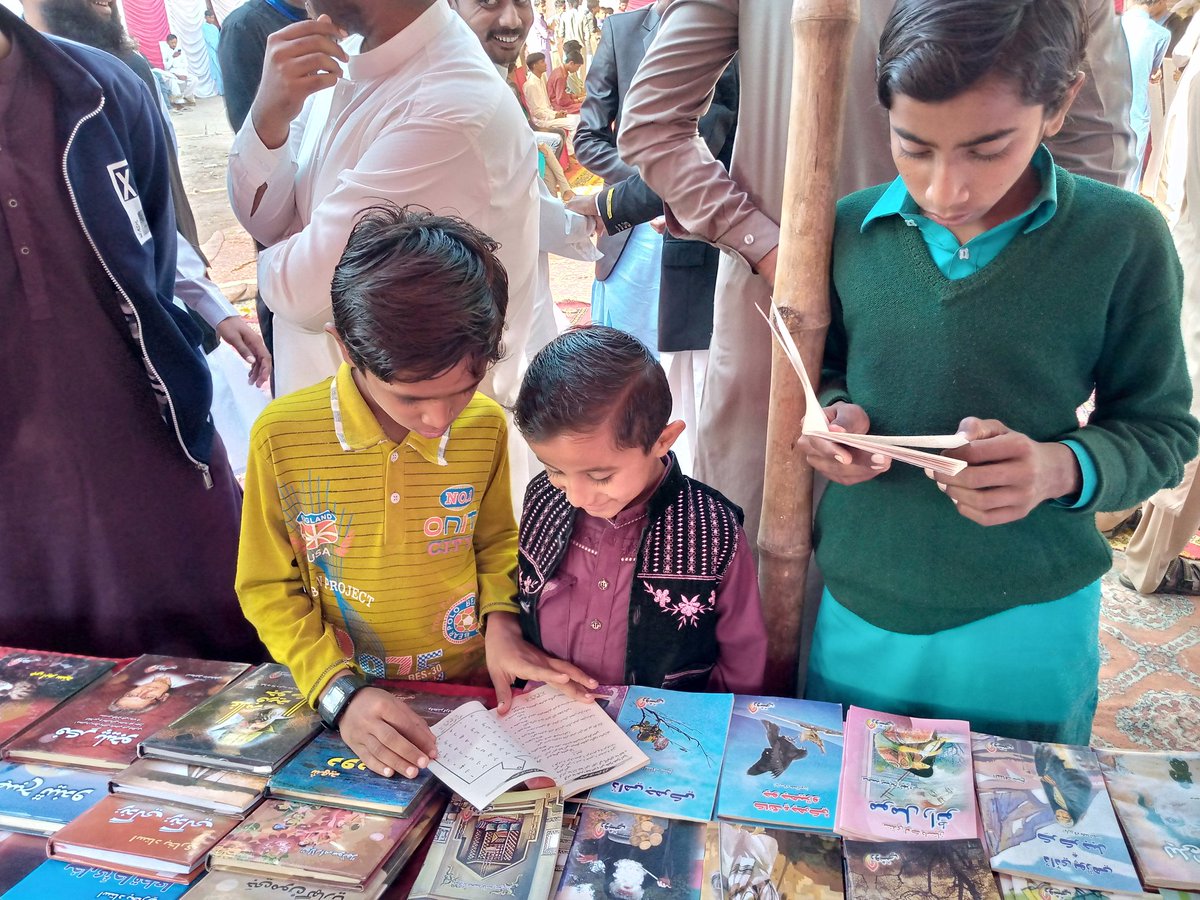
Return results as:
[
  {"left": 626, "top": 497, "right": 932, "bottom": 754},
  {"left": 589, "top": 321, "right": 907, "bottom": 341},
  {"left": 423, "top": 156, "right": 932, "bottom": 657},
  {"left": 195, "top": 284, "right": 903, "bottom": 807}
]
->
[{"left": 1059, "top": 206, "right": 1199, "bottom": 513}]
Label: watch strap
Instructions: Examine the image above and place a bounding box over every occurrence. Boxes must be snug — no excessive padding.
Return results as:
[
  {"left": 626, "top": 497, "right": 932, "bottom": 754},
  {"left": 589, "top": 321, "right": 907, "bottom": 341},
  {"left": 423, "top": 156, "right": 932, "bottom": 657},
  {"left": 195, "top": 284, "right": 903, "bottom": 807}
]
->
[{"left": 318, "top": 672, "right": 367, "bottom": 730}]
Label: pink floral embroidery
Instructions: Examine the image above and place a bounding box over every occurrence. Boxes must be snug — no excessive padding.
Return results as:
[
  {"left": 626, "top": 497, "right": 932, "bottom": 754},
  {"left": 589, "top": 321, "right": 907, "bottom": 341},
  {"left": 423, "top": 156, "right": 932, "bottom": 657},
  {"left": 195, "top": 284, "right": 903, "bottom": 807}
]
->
[{"left": 643, "top": 584, "right": 715, "bottom": 628}]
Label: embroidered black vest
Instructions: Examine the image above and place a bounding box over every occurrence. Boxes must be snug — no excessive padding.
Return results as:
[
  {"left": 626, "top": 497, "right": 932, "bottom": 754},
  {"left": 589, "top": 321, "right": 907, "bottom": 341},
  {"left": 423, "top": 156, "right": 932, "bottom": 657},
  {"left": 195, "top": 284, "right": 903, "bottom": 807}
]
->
[{"left": 517, "top": 455, "right": 744, "bottom": 691}]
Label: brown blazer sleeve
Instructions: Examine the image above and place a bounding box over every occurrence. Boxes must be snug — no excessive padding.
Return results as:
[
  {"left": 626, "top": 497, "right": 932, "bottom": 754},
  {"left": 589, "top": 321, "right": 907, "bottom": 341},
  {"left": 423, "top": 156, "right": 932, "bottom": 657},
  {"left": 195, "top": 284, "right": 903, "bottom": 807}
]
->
[{"left": 617, "top": 0, "right": 778, "bottom": 269}]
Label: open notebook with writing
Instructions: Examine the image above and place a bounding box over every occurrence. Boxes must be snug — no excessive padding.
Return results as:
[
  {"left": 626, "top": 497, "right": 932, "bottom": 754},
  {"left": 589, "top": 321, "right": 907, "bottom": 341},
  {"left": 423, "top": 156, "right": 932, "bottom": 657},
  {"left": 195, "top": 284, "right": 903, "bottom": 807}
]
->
[{"left": 762, "top": 303, "right": 968, "bottom": 476}]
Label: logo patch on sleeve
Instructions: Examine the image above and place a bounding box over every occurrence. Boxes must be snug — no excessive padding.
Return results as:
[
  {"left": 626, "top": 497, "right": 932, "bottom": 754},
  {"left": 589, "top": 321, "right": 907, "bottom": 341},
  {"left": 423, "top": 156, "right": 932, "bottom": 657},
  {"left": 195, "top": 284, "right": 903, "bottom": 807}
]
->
[{"left": 107, "top": 160, "right": 151, "bottom": 245}]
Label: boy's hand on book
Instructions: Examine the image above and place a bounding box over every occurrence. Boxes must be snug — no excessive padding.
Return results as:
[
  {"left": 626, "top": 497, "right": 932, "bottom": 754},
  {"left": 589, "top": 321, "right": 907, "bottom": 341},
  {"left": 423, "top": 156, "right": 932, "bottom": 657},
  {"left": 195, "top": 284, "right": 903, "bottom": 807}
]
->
[
  {"left": 484, "top": 612, "right": 599, "bottom": 715},
  {"left": 799, "top": 403, "right": 892, "bottom": 485},
  {"left": 337, "top": 687, "right": 438, "bottom": 780},
  {"left": 934, "top": 417, "right": 1083, "bottom": 526}
]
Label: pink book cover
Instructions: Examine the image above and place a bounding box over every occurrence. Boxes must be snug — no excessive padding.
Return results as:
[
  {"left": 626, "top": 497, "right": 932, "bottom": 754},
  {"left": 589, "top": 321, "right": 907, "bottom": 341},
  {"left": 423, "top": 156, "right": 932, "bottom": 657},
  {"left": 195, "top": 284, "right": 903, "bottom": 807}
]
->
[
  {"left": 5, "top": 656, "right": 249, "bottom": 771},
  {"left": 834, "top": 706, "right": 978, "bottom": 842}
]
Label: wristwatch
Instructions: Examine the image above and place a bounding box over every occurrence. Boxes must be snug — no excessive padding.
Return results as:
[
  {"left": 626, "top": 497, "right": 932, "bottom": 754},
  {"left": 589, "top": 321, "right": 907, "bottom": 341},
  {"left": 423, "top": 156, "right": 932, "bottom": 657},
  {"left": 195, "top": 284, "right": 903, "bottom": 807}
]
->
[{"left": 317, "top": 672, "right": 367, "bottom": 730}]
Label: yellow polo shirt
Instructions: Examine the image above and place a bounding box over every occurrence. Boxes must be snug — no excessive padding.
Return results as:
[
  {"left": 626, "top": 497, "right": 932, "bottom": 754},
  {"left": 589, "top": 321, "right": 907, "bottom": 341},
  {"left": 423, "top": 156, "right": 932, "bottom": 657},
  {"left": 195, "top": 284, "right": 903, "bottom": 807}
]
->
[{"left": 236, "top": 364, "right": 519, "bottom": 704}]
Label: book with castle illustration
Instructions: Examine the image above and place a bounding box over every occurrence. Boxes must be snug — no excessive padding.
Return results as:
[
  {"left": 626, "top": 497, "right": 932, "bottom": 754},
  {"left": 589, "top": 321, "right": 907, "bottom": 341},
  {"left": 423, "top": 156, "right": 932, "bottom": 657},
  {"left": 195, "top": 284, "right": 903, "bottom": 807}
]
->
[
  {"left": 973, "top": 733, "right": 1141, "bottom": 895},
  {"left": 761, "top": 303, "right": 968, "bottom": 476},
  {"left": 554, "top": 805, "right": 708, "bottom": 900},
  {"left": 0, "top": 650, "right": 116, "bottom": 747},
  {"left": 716, "top": 695, "right": 843, "bottom": 833},
  {"left": 588, "top": 687, "right": 735, "bottom": 823},
  {"left": 187, "top": 794, "right": 443, "bottom": 900},
  {"left": 843, "top": 838, "right": 998, "bottom": 900},
  {"left": 426, "top": 683, "right": 648, "bottom": 811},
  {"left": 5, "top": 655, "right": 249, "bottom": 771},
  {"left": 48, "top": 794, "right": 240, "bottom": 883},
  {"left": 208, "top": 795, "right": 438, "bottom": 889},
  {"left": 834, "top": 706, "right": 978, "bottom": 842},
  {"left": 0, "top": 760, "right": 111, "bottom": 835},
  {"left": 1095, "top": 749, "right": 1200, "bottom": 891},
  {"left": 715, "top": 822, "right": 845, "bottom": 900},
  {"left": 410, "top": 788, "right": 563, "bottom": 900},
  {"left": 111, "top": 758, "right": 267, "bottom": 818},
  {"left": 139, "top": 664, "right": 320, "bottom": 775}
]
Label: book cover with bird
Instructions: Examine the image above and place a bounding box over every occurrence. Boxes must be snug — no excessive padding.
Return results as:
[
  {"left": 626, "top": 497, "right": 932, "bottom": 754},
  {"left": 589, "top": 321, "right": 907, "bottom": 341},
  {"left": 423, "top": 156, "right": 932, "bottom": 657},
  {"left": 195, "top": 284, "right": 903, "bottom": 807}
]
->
[
  {"left": 715, "top": 696, "right": 843, "bottom": 832},
  {"left": 973, "top": 734, "right": 1140, "bottom": 894},
  {"left": 835, "top": 707, "right": 977, "bottom": 843}
]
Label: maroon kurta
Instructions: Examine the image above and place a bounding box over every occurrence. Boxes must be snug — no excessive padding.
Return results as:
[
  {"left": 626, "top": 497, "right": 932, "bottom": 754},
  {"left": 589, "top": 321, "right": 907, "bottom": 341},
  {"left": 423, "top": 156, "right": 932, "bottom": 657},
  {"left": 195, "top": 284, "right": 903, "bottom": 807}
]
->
[
  {"left": 0, "top": 34, "right": 261, "bottom": 662},
  {"left": 535, "top": 461, "right": 767, "bottom": 692}
]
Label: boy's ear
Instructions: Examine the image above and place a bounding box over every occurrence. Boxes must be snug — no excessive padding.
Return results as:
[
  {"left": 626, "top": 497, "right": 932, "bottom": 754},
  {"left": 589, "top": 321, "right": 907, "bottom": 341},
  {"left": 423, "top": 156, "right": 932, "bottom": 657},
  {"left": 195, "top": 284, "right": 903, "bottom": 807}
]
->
[
  {"left": 324, "top": 323, "right": 355, "bottom": 367},
  {"left": 1044, "top": 73, "right": 1086, "bottom": 138},
  {"left": 651, "top": 420, "right": 686, "bottom": 457}
]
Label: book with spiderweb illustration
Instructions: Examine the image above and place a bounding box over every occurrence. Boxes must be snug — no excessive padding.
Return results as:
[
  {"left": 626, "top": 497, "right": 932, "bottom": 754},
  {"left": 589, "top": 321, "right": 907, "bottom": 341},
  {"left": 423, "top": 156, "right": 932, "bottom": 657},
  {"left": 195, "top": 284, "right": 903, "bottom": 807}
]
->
[{"left": 588, "top": 688, "right": 734, "bottom": 823}]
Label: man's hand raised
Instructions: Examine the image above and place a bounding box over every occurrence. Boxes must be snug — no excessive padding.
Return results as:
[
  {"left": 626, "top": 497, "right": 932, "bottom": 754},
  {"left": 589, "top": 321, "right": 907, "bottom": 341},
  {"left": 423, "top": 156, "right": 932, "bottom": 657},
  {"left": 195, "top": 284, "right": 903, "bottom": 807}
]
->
[{"left": 251, "top": 15, "right": 348, "bottom": 150}]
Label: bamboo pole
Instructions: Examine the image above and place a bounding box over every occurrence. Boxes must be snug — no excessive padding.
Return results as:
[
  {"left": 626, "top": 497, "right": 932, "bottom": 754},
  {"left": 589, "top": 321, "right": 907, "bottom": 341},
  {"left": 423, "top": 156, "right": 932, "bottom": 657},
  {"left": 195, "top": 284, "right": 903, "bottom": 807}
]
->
[{"left": 758, "top": 0, "right": 859, "bottom": 696}]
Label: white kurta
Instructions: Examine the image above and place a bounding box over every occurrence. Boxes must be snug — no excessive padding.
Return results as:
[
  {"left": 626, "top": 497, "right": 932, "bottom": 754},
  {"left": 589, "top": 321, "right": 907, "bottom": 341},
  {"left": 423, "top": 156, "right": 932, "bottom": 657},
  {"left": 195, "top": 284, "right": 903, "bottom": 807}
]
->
[{"left": 228, "top": 1, "right": 539, "bottom": 403}]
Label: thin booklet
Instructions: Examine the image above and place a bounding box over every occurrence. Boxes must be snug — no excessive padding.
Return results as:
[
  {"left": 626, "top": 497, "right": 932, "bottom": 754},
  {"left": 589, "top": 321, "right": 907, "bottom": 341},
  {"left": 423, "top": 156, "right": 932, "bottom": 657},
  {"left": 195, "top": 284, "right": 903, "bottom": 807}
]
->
[
  {"left": 426, "top": 684, "right": 648, "bottom": 811},
  {"left": 761, "top": 303, "right": 968, "bottom": 476}
]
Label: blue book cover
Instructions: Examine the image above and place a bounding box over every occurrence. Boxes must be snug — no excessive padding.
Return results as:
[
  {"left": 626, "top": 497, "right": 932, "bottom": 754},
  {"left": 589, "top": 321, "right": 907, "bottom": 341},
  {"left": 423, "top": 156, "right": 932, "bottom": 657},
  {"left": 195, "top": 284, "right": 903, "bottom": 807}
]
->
[
  {"left": 716, "top": 695, "right": 843, "bottom": 832},
  {"left": 588, "top": 687, "right": 733, "bottom": 822},
  {"left": 0, "top": 761, "right": 111, "bottom": 835},
  {"left": 268, "top": 728, "right": 435, "bottom": 816},
  {"left": 3, "top": 859, "right": 190, "bottom": 899}
]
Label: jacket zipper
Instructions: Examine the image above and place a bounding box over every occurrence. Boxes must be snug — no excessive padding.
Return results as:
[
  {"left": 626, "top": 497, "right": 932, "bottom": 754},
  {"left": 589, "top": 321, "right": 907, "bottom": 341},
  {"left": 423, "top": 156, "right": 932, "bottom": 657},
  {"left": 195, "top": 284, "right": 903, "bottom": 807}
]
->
[{"left": 61, "top": 96, "right": 213, "bottom": 489}]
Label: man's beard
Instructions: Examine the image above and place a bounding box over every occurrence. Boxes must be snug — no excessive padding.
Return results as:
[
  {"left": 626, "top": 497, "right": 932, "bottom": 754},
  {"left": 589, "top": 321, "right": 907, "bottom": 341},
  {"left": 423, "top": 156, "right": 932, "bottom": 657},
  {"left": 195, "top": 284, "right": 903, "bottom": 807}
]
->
[{"left": 42, "top": 0, "right": 136, "bottom": 55}]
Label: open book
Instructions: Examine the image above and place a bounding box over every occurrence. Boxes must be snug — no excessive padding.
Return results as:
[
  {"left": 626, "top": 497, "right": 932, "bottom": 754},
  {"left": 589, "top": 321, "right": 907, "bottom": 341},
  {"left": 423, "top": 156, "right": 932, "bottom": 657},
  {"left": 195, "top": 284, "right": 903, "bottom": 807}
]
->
[
  {"left": 426, "top": 684, "right": 649, "bottom": 811},
  {"left": 762, "top": 304, "right": 968, "bottom": 476}
]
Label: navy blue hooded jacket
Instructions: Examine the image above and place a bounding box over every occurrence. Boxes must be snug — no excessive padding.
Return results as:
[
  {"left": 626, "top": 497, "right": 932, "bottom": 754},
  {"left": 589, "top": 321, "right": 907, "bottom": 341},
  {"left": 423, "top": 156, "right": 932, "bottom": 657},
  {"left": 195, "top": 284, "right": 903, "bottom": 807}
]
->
[{"left": 2, "top": 7, "right": 217, "bottom": 482}]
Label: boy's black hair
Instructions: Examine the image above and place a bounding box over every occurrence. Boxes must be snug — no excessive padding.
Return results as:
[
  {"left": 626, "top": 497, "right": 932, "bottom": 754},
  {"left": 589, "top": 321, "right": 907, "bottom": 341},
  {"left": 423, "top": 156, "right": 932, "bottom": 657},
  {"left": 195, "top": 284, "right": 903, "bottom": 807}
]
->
[
  {"left": 526, "top": 51, "right": 546, "bottom": 67},
  {"left": 877, "top": 0, "right": 1087, "bottom": 112},
  {"left": 564, "top": 49, "right": 584, "bottom": 65},
  {"left": 514, "top": 325, "right": 671, "bottom": 453},
  {"left": 330, "top": 204, "right": 508, "bottom": 383}
]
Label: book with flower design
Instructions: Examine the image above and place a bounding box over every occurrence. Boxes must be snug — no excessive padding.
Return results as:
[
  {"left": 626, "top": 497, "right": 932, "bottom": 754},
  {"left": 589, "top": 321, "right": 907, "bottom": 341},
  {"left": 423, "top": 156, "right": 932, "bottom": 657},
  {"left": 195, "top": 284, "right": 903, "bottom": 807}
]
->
[
  {"left": 140, "top": 664, "right": 320, "bottom": 775},
  {"left": 48, "top": 794, "right": 239, "bottom": 883},
  {"left": 1095, "top": 749, "right": 1200, "bottom": 891},
  {"left": 834, "top": 706, "right": 977, "bottom": 843},
  {"left": 207, "top": 797, "right": 432, "bottom": 889},
  {"left": 183, "top": 793, "right": 443, "bottom": 900},
  {"left": 973, "top": 733, "right": 1140, "bottom": 894},
  {"left": 4, "top": 859, "right": 191, "bottom": 899},
  {"left": 0, "top": 651, "right": 115, "bottom": 748},
  {"left": 6, "top": 656, "right": 249, "bottom": 771},
  {"left": 588, "top": 687, "right": 735, "bottom": 823}
]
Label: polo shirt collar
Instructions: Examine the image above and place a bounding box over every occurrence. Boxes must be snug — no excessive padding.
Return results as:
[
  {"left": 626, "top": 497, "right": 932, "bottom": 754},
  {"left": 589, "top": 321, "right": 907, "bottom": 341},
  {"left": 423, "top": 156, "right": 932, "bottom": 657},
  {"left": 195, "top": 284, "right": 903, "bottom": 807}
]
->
[
  {"left": 330, "top": 364, "right": 449, "bottom": 466},
  {"left": 861, "top": 144, "right": 1058, "bottom": 235},
  {"left": 346, "top": 0, "right": 452, "bottom": 81}
]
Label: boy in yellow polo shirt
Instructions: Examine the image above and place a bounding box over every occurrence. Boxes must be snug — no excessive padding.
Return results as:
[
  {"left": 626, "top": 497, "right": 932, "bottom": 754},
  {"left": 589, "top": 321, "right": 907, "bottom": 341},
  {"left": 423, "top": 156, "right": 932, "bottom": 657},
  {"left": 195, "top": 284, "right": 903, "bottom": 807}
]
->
[{"left": 237, "top": 205, "right": 596, "bottom": 780}]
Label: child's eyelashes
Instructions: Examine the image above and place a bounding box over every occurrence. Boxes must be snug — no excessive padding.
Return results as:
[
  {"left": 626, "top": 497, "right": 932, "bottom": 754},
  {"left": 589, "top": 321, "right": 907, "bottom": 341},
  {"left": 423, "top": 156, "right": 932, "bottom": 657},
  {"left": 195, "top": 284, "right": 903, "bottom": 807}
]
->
[
  {"left": 589, "top": 475, "right": 613, "bottom": 485},
  {"left": 896, "top": 147, "right": 929, "bottom": 160}
]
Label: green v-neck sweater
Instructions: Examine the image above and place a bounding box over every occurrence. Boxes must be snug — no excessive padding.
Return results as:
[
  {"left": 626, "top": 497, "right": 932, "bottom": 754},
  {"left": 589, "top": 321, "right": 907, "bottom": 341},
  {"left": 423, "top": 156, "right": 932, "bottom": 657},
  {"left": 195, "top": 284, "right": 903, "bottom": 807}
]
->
[{"left": 815, "top": 168, "right": 1199, "bottom": 634}]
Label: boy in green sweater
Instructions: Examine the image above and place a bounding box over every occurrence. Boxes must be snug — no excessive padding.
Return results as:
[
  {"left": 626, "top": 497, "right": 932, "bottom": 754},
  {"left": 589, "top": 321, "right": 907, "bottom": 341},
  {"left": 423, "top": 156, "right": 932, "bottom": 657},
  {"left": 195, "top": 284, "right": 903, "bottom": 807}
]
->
[{"left": 800, "top": 0, "right": 1198, "bottom": 743}]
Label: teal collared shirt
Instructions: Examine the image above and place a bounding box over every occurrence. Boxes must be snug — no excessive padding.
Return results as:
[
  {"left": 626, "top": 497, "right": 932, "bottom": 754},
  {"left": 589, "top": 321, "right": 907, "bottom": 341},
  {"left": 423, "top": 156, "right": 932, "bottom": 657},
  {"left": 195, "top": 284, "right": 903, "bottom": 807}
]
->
[
  {"left": 859, "top": 145, "right": 1095, "bottom": 507},
  {"left": 862, "top": 144, "right": 1058, "bottom": 280}
]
